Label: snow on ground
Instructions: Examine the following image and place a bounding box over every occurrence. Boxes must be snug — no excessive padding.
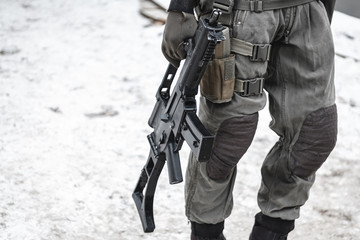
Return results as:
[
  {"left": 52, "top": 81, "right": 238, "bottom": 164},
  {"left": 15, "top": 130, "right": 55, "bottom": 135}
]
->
[{"left": 0, "top": 1, "right": 359, "bottom": 239}]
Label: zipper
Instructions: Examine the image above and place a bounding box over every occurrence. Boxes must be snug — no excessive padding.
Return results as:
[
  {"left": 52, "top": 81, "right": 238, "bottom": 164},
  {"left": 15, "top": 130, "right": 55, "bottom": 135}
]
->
[
  {"left": 284, "top": 7, "right": 296, "bottom": 44},
  {"left": 284, "top": 30, "right": 291, "bottom": 44}
]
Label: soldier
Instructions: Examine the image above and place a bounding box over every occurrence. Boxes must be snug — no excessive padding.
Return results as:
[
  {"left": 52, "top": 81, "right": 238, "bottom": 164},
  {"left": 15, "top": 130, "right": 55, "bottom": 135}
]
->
[{"left": 162, "top": 0, "right": 337, "bottom": 239}]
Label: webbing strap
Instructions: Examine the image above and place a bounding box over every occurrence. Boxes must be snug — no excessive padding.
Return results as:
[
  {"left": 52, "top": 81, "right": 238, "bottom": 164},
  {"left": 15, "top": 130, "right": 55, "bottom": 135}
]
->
[
  {"left": 231, "top": 38, "right": 271, "bottom": 61},
  {"left": 235, "top": 78, "right": 264, "bottom": 96},
  {"left": 234, "top": 0, "right": 315, "bottom": 12},
  {"left": 213, "top": 0, "right": 234, "bottom": 14}
]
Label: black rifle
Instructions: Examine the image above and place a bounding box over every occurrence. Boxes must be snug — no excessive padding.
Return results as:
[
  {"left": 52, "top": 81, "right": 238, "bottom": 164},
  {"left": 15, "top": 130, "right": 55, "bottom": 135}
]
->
[{"left": 132, "top": 10, "right": 224, "bottom": 233}]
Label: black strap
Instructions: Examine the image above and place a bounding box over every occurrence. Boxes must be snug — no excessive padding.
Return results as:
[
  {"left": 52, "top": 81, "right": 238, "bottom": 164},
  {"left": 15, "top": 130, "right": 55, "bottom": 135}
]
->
[
  {"left": 231, "top": 38, "right": 272, "bottom": 62},
  {"left": 235, "top": 78, "right": 264, "bottom": 96},
  {"left": 234, "top": 0, "right": 315, "bottom": 12},
  {"left": 213, "top": 0, "right": 235, "bottom": 14}
]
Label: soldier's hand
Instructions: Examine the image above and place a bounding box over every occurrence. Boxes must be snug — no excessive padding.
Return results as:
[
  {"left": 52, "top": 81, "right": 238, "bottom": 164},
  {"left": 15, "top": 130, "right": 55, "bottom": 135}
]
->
[
  {"left": 198, "top": 0, "right": 215, "bottom": 17},
  {"left": 161, "top": 11, "right": 197, "bottom": 68}
]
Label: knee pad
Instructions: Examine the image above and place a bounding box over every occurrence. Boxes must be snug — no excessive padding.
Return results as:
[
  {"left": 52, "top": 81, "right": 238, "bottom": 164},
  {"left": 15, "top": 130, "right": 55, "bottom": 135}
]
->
[
  {"left": 206, "top": 113, "right": 259, "bottom": 180},
  {"left": 291, "top": 105, "right": 337, "bottom": 178}
]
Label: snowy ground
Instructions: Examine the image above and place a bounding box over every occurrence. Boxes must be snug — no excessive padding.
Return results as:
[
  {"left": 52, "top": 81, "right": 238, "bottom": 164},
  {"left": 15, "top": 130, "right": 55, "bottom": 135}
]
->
[{"left": 0, "top": 1, "right": 359, "bottom": 239}]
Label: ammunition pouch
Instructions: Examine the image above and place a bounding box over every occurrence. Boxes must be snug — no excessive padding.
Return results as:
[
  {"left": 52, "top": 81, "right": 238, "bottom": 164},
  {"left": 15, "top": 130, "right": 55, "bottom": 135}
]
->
[
  {"left": 200, "top": 0, "right": 275, "bottom": 101},
  {"left": 200, "top": 27, "right": 236, "bottom": 103}
]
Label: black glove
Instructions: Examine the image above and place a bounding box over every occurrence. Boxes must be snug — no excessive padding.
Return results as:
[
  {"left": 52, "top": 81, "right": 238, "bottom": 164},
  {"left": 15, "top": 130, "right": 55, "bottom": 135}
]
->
[
  {"left": 161, "top": 11, "right": 197, "bottom": 67},
  {"left": 197, "top": 0, "right": 215, "bottom": 17}
]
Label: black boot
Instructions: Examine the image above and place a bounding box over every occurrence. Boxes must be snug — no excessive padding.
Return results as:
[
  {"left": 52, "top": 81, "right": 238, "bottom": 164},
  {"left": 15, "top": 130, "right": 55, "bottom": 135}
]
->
[
  {"left": 191, "top": 221, "right": 226, "bottom": 240},
  {"left": 249, "top": 212, "right": 295, "bottom": 240}
]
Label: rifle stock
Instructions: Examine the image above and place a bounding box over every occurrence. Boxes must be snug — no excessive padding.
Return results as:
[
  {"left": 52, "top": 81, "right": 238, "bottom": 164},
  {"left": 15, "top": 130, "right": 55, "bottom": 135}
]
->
[{"left": 133, "top": 10, "right": 224, "bottom": 233}]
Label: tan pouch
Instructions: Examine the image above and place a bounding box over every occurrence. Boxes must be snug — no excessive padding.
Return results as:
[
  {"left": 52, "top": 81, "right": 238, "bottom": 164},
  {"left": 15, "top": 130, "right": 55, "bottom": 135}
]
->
[{"left": 200, "top": 27, "right": 235, "bottom": 103}]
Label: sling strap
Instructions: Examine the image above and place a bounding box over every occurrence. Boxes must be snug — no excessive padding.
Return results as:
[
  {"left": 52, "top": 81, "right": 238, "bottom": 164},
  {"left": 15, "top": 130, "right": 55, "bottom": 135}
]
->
[
  {"left": 213, "top": 0, "right": 235, "bottom": 13},
  {"left": 234, "top": 0, "right": 316, "bottom": 12}
]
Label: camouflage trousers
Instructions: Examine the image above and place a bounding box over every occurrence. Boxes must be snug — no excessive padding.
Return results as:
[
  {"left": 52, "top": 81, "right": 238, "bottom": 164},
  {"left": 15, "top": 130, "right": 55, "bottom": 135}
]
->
[{"left": 185, "top": 1, "right": 337, "bottom": 224}]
